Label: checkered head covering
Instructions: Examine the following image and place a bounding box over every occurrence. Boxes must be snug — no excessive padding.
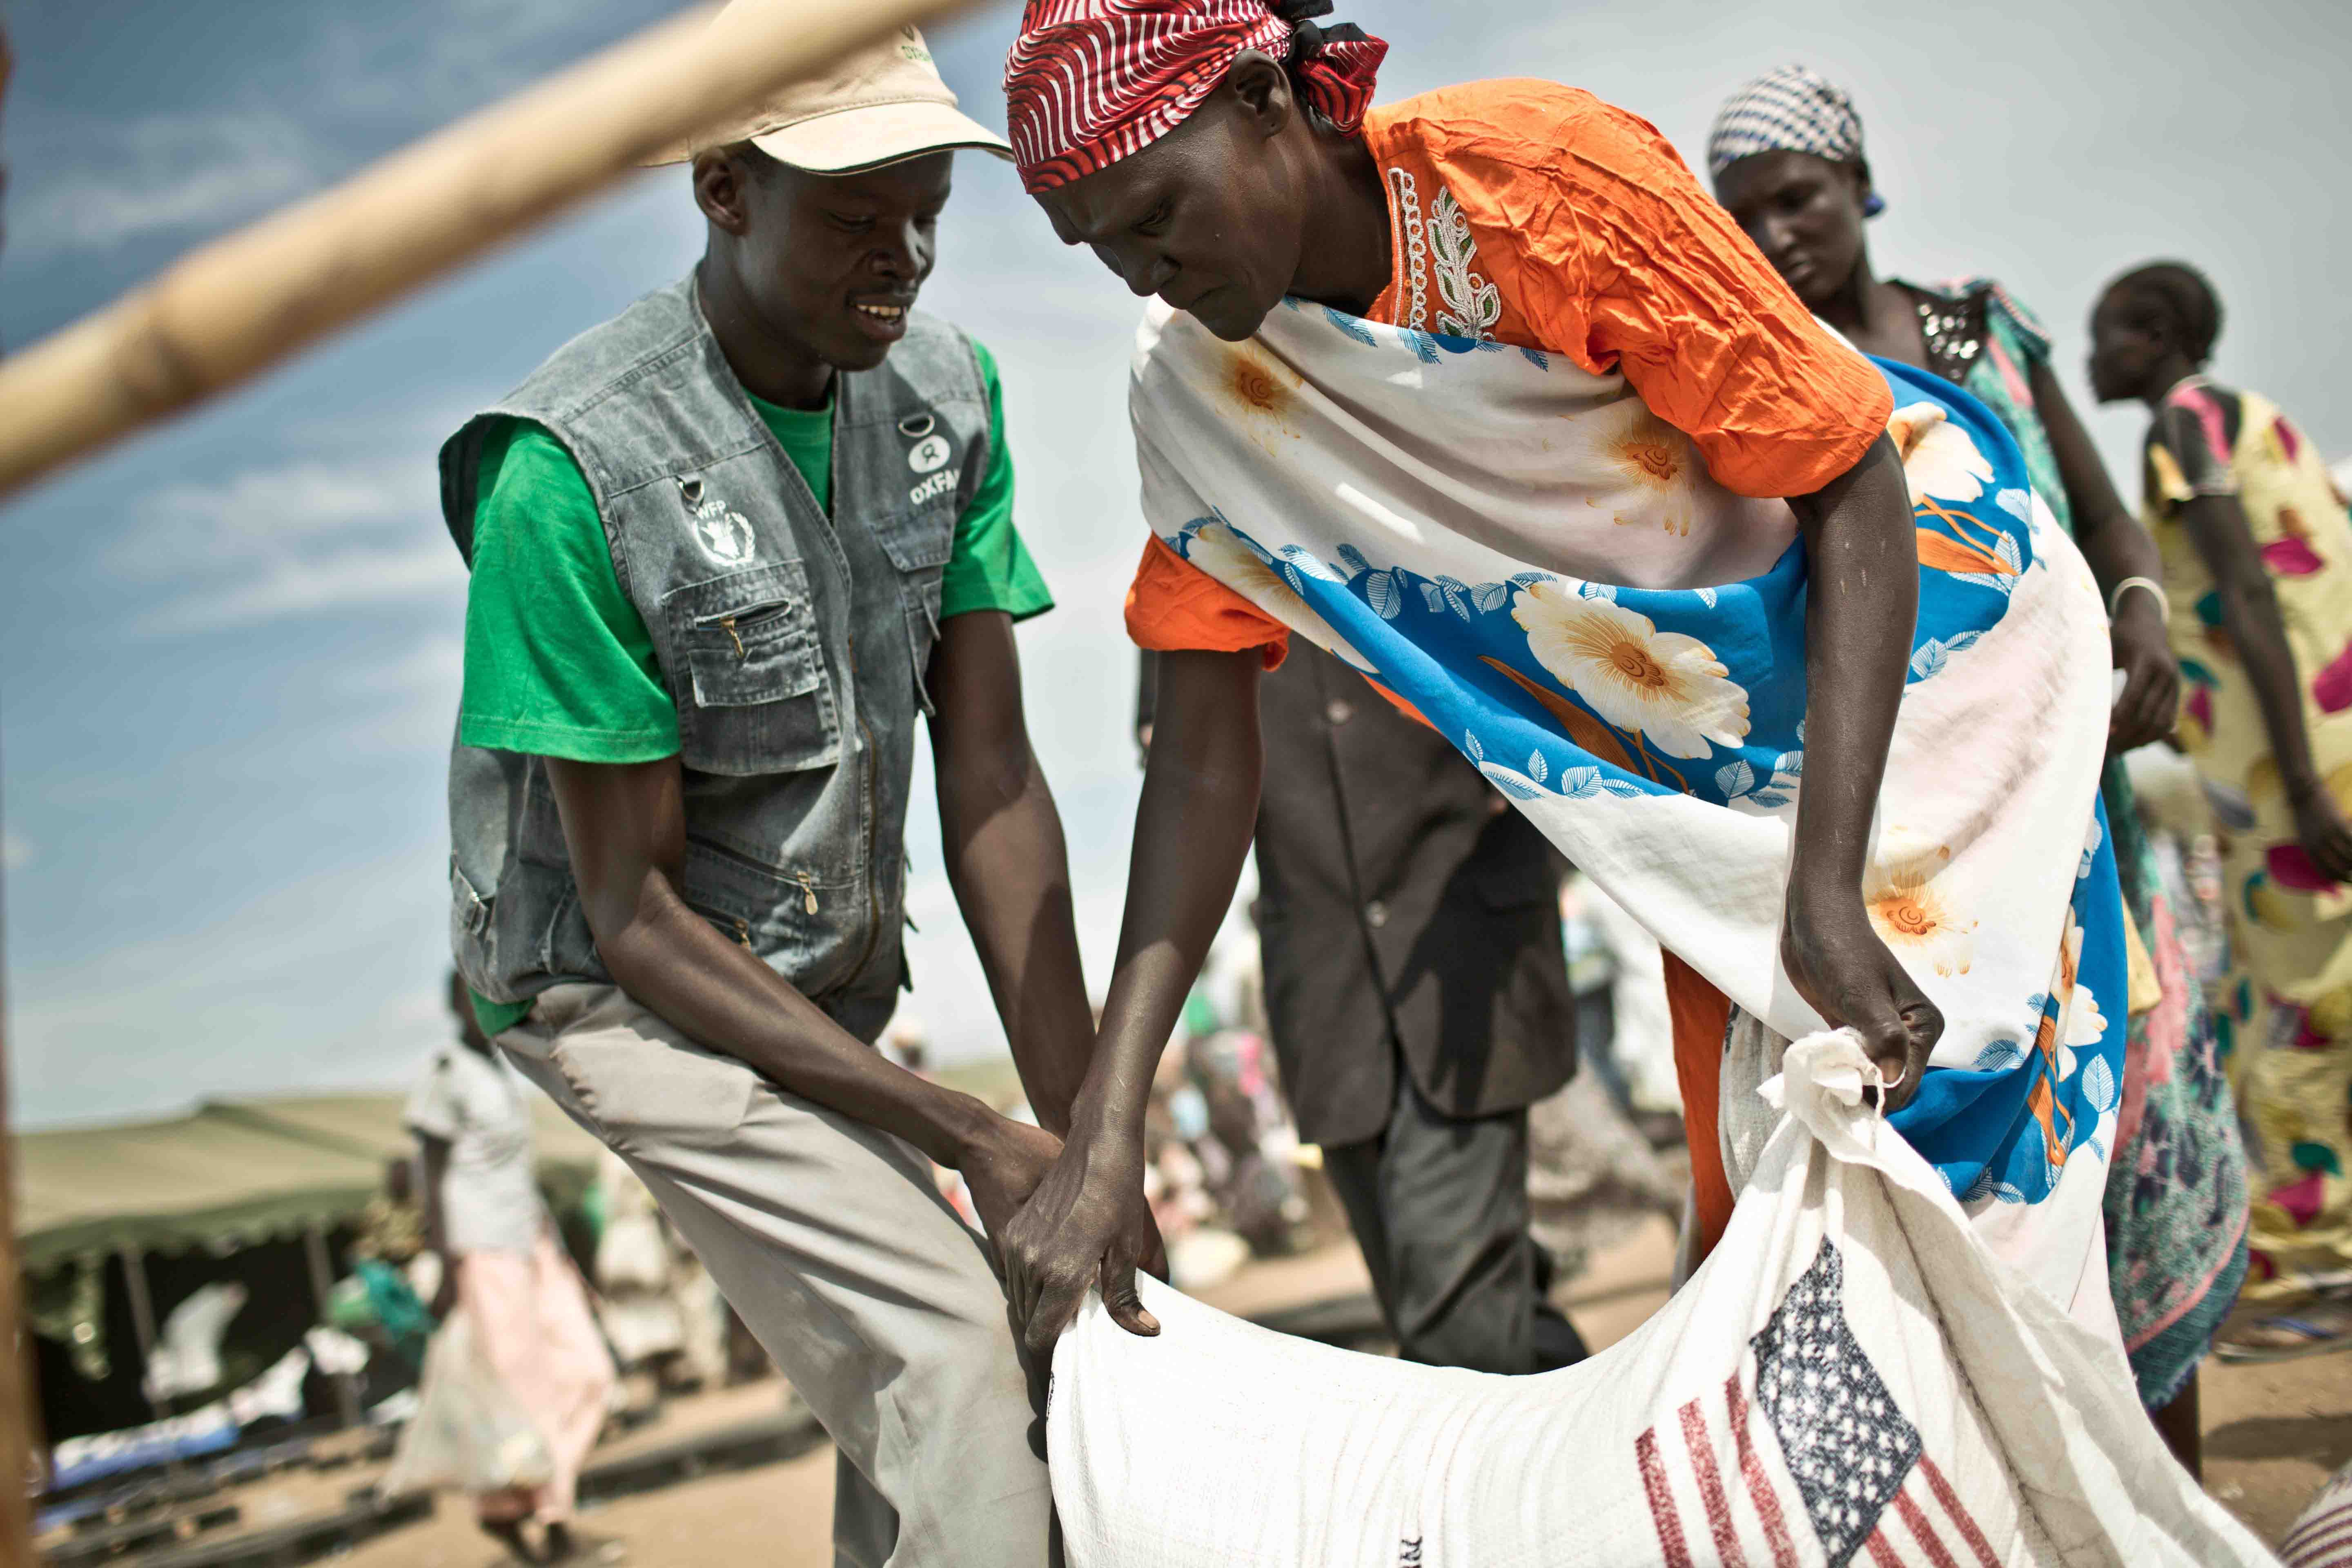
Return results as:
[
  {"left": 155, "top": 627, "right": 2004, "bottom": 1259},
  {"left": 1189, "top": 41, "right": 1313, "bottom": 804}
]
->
[
  {"left": 1708, "top": 64, "right": 1885, "bottom": 216},
  {"left": 1004, "top": 0, "right": 1387, "bottom": 196}
]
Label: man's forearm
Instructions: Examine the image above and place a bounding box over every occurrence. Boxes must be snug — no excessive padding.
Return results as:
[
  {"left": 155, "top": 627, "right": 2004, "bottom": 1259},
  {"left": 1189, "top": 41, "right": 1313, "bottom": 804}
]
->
[
  {"left": 938, "top": 737, "right": 1094, "bottom": 1136},
  {"left": 1078, "top": 650, "right": 1263, "bottom": 1140},
  {"left": 597, "top": 886, "right": 998, "bottom": 1168},
  {"left": 1789, "top": 436, "right": 1915, "bottom": 902}
]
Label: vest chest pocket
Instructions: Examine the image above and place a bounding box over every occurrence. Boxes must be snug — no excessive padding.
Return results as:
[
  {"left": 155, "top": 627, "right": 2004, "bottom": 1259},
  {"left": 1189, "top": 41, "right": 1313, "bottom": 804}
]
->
[
  {"left": 663, "top": 561, "right": 840, "bottom": 777},
  {"left": 872, "top": 503, "right": 956, "bottom": 584},
  {"left": 871, "top": 505, "right": 956, "bottom": 710}
]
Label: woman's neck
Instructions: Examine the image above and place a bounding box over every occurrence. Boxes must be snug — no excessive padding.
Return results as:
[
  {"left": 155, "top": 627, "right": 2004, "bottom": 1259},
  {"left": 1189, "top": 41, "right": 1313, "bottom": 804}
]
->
[
  {"left": 2138, "top": 352, "right": 2205, "bottom": 412},
  {"left": 1816, "top": 252, "right": 1923, "bottom": 366},
  {"left": 1286, "top": 126, "right": 1392, "bottom": 318}
]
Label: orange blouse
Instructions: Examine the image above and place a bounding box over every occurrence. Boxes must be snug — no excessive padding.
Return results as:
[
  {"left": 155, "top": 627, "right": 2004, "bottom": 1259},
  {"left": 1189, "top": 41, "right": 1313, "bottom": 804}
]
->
[{"left": 1125, "top": 78, "right": 1893, "bottom": 660}]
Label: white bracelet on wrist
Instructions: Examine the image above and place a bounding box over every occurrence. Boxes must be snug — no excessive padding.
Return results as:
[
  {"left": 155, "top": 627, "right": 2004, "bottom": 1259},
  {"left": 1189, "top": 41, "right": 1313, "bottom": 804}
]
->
[{"left": 2108, "top": 576, "right": 2168, "bottom": 621}]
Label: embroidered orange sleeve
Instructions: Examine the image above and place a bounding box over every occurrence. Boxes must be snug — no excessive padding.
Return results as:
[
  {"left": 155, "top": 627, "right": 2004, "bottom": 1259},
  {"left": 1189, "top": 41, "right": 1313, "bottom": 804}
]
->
[
  {"left": 1379, "top": 82, "right": 1892, "bottom": 500},
  {"left": 1123, "top": 535, "right": 1290, "bottom": 668}
]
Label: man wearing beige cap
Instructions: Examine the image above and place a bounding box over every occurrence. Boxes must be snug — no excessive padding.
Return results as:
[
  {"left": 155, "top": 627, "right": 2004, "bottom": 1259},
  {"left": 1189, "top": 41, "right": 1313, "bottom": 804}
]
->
[{"left": 439, "top": 14, "right": 1087, "bottom": 1564}]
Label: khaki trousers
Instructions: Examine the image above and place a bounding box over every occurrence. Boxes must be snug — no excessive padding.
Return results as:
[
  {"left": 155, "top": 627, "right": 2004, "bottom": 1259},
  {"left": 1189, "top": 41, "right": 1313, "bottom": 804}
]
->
[{"left": 497, "top": 984, "right": 1049, "bottom": 1568}]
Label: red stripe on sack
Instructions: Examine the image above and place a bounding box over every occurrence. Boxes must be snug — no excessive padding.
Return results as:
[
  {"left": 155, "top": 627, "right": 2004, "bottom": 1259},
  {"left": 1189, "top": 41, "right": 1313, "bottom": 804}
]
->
[
  {"left": 2283, "top": 1520, "right": 2352, "bottom": 1561},
  {"left": 1636, "top": 1428, "right": 1695, "bottom": 1568},
  {"left": 1918, "top": 1458, "right": 2000, "bottom": 1568},
  {"left": 1893, "top": 1488, "right": 1960, "bottom": 1568},
  {"left": 1679, "top": 1398, "right": 1748, "bottom": 1568},
  {"left": 1863, "top": 1528, "right": 1904, "bottom": 1567},
  {"left": 2282, "top": 1512, "right": 2352, "bottom": 1551},
  {"left": 1724, "top": 1376, "right": 1799, "bottom": 1568}
]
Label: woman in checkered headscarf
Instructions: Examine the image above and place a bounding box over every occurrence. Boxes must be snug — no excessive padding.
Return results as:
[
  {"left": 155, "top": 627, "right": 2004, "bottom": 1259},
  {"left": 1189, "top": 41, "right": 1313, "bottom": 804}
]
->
[
  {"left": 993, "top": 4, "right": 2138, "bottom": 1418},
  {"left": 1710, "top": 67, "right": 2248, "bottom": 1458}
]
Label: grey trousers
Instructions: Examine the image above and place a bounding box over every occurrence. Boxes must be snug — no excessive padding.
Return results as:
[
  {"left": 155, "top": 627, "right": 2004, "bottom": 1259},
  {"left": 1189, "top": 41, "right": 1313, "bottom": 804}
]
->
[
  {"left": 1321, "top": 1067, "right": 1589, "bottom": 1375},
  {"left": 496, "top": 984, "right": 1049, "bottom": 1568}
]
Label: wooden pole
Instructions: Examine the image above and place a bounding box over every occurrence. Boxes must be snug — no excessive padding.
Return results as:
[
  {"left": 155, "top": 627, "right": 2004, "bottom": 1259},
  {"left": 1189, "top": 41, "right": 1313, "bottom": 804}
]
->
[
  {"left": 0, "top": 22, "right": 43, "bottom": 1554},
  {"left": 0, "top": 0, "right": 981, "bottom": 502},
  {"left": 301, "top": 1224, "right": 362, "bottom": 1431},
  {"left": 116, "top": 1247, "right": 163, "bottom": 1425},
  {"left": 0, "top": 767, "right": 33, "bottom": 1555}
]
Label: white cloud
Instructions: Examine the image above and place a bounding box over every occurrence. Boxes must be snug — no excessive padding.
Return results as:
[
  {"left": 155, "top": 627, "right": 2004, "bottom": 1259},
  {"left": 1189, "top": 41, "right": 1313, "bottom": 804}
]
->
[
  {"left": 8, "top": 845, "right": 457, "bottom": 1126},
  {"left": 1, "top": 830, "right": 31, "bottom": 872},
  {"left": 137, "top": 543, "right": 462, "bottom": 634},
  {"left": 105, "top": 455, "right": 462, "bottom": 633},
  {"left": 341, "top": 633, "right": 464, "bottom": 695},
  {"left": 14, "top": 111, "right": 322, "bottom": 254}
]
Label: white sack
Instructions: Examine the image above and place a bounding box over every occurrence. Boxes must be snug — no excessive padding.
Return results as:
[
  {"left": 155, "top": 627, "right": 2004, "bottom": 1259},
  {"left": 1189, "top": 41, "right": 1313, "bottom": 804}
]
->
[
  {"left": 1049, "top": 1033, "right": 2275, "bottom": 1568},
  {"left": 381, "top": 1307, "right": 554, "bottom": 1497}
]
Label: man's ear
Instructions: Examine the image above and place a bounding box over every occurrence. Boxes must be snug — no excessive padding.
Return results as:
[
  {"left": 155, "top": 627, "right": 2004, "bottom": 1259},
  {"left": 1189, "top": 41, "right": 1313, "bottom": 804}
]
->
[
  {"left": 693, "top": 147, "right": 755, "bottom": 236},
  {"left": 1224, "top": 49, "right": 1294, "bottom": 141}
]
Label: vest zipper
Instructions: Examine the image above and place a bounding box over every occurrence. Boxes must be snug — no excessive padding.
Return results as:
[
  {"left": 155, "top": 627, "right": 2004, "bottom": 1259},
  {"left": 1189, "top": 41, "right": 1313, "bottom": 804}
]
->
[
  {"left": 844, "top": 630, "right": 885, "bottom": 987},
  {"left": 719, "top": 615, "right": 746, "bottom": 659},
  {"left": 795, "top": 872, "right": 820, "bottom": 915},
  {"left": 732, "top": 916, "right": 752, "bottom": 949}
]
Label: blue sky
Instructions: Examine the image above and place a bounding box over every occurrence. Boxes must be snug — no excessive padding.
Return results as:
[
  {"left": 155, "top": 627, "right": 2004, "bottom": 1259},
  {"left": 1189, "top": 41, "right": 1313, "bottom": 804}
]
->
[{"left": 4, "top": 0, "right": 2347, "bottom": 1126}]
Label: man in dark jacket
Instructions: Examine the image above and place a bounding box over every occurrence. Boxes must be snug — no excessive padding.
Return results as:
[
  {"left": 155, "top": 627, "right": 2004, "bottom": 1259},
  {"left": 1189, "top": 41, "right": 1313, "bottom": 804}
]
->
[{"left": 1141, "top": 645, "right": 1585, "bottom": 1373}]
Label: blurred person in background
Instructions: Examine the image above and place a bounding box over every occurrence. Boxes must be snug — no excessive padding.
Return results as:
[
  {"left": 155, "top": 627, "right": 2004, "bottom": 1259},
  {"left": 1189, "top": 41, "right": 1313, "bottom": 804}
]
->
[
  {"left": 440, "top": 13, "right": 1095, "bottom": 1563},
  {"left": 342, "top": 1156, "right": 437, "bottom": 1376},
  {"left": 589, "top": 1150, "right": 728, "bottom": 1411},
  {"left": 1140, "top": 644, "right": 1585, "bottom": 1372},
  {"left": 2092, "top": 261, "right": 2352, "bottom": 1365},
  {"left": 411, "top": 974, "right": 617, "bottom": 1564},
  {"left": 1710, "top": 66, "right": 2245, "bottom": 1465}
]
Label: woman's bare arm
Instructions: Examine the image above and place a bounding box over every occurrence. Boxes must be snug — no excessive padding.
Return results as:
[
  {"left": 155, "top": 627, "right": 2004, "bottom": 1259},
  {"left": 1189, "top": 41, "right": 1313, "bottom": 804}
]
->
[{"left": 1782, "top": 433, "right": 1944, "bottom": 1103}]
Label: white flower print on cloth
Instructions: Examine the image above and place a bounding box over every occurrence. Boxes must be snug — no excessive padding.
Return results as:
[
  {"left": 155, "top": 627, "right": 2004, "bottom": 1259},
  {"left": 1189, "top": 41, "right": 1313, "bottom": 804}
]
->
[
  {"left": 1510, "top": 582, "right": 1749, "bottom": 760},
  {"left": 1864, "top": 857, "right": 1978, "bottom": 978},
  {"left": 1888, "top": 403, "right": 1993, "bottom": 506},
  {"left": 2057, "top": 909, "right": 2109, "bottom": 1054},
  {"left": 1895, "top": 402, "right": 2028, "bottom": 599},
  {"left": 1181, "top": 519, "right": 1374, "bottom": 673}
]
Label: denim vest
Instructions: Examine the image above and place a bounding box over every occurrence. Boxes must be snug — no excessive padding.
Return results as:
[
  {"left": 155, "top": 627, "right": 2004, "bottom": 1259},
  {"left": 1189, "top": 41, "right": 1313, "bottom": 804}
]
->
[{"left": 441, "top": 275, "right": 991, "bottom": 1043}]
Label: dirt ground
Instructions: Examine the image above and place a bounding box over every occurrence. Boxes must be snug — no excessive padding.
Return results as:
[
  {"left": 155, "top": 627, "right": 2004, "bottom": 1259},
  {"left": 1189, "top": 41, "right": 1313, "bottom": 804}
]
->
[{"left": 120, "top": 1220, "right": 2352, "bottom": 1565}]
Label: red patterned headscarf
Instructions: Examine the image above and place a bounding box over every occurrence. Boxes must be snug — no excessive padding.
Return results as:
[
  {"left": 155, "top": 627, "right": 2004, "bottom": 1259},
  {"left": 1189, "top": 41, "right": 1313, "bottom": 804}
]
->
[{"left": 1004, "top": 0, "right": 1387, "bottom": 195}]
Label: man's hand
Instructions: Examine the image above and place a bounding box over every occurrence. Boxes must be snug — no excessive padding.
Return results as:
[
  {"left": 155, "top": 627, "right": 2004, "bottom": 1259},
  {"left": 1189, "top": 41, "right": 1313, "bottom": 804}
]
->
[
  {"left": 959, "top": 1116, "right": 1063, "bottom": 1247},
  {"left": 2292, "top": 784, "right": 2352, "bottom": 886},
  {"left": 999, "top": 1122, "right": 1162, "bottom": 1359},
  {"left": 1780, "top": 888, "right": 1943, "bottom": 1111},
  {"left": 2108, "top": 598, "right": 2180, "bottom": 754}
]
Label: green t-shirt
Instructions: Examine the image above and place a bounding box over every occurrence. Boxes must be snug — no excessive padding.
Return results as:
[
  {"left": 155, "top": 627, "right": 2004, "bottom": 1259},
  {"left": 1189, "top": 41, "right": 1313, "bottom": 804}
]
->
[{"left": 459, "top": 339, "right": 1051, "bottom": 1036}]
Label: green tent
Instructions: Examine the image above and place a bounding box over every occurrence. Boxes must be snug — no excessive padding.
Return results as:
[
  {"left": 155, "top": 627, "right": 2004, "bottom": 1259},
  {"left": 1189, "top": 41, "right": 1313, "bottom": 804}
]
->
[
  {"left": 15, "top": 1060, "right": 1022, "bottom": 1276},
  {"left": 15, "top": 1090, "right": 605, "bottom": 1276}
]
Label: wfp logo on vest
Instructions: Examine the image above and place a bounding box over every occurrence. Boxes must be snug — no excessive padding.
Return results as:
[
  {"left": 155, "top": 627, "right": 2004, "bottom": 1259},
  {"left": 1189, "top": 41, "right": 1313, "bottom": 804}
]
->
[{"left": 693, "top": 498, "right": 756, "bottom": 564}]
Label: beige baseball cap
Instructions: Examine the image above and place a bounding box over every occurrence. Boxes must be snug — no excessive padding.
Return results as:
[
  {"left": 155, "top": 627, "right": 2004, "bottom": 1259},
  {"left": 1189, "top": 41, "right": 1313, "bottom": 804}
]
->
[{"left": 654, "top": 13, "right": 1011, "bottom": 173}]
